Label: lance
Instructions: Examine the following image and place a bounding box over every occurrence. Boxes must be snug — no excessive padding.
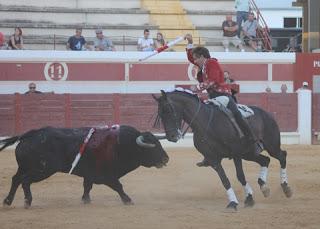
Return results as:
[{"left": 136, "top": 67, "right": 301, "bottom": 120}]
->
[
  {"left": 139, "top": 36, "right": 185, "bottom": 62},
  {"left": 69, "top": 127, "right": 95, "bottom": 174}
]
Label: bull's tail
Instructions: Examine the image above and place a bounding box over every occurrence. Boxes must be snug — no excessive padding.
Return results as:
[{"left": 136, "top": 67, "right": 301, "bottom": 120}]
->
[{"left": 0, "top": 136, "right": 20, "bottom": 151}]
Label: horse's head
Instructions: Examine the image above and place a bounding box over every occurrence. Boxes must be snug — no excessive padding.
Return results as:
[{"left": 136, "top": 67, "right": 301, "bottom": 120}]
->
[{"left": 152, "top": 90, "right": 183, "bottom": 142}]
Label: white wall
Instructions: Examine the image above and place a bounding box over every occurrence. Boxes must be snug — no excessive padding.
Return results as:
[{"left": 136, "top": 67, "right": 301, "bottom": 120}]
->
[{"left": 260, "top": 10, "right": 302, "bottom": 28}]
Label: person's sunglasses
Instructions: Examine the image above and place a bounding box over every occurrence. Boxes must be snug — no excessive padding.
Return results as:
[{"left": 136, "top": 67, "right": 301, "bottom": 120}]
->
[{"left": 29, "top": 87, "right": 35, "bottom": 89}]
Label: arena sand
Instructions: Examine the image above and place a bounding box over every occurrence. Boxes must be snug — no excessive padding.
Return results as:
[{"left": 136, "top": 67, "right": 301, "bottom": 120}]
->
[{"left": 0, "top": 145, "right": 319, "bottom": 229}]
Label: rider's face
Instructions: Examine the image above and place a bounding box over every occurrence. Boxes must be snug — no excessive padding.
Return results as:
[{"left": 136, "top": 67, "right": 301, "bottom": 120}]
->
[{"left": 192, "top": 54, "right": 206, "bottom": 68}]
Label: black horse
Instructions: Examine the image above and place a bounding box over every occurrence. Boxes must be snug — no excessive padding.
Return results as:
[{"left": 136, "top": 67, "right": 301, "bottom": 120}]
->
[{"left": 153, "top": 89, "right": 292, "bottom": 210}]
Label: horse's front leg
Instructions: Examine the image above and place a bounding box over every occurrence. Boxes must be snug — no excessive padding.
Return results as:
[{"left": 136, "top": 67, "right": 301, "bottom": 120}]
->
[
  {"left": 233, "top": 157, "right": 255, "bottom": 207},
  {"left": 210, "top": 160, "right": 239, "bottom": 211}
]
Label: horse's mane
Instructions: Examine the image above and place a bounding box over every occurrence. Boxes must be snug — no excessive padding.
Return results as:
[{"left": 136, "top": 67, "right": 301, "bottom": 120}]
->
[{"left": 164, "top": 88, "right": 200, "bottom": 101}]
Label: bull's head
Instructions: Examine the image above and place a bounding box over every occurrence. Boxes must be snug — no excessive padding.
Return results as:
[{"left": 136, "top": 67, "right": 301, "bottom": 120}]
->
[
  {"left": 136, "top": 132, "right": 169, "bottom": 168},
  {"left": 152, "top": 90, "right": 183, "bottom": 142}
]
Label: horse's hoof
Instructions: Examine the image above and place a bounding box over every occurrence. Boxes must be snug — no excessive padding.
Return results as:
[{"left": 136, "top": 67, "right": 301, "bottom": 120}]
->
[
  {"left": 24, "top": 199, "right": 31, "bottom": 209},
  {"left": 260, "top": 184, "right": 270, "bottom": 198},
  {"left": 123, "top": 200, "right": 134, "bottom": 205},
  {"left": 82, "top": 198, "right": 91, "bottom": 204},
  {"left": 3, "top": 198, "right": 11, "bottom": 207},
  {"left": 244, "top": 194, "right": 255, "bottom": 208},
  {"left": 281, "top": 182, "right": 293, "bottom": 198},
  {"left": 225, "top": 201, "right": 238, "bottom": 212}
]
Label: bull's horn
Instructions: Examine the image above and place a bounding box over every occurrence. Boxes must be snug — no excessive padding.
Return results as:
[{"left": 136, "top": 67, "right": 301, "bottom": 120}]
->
[
  {"left": 136, "top": 135, "right": 156, "bottom": 148},
  {"left": 154, "top": 134, "right": 167, "bottom": 140}
]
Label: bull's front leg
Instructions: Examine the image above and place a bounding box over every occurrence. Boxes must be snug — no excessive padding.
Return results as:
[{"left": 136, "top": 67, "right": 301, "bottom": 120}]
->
[
  {"left": 82, "top": 177, "right": 93, "bottom": 204},
  {"left": 107, "top": 179, "right": 133, "bottom": 205}
]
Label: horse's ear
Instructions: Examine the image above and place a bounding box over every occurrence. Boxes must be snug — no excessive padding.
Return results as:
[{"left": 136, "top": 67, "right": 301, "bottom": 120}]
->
[
  {"left": 152, "top": 94, "right": 159, "bottom": 101},
  {"left": 160, "top": 90, "right": 167, "bottom": 99}
]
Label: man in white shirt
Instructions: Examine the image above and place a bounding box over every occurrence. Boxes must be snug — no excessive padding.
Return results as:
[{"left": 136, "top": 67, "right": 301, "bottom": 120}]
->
[
  {"left": 235, "top": 0, "right": 250, "bottom": 38},
  {"left": 137, "top": 29, "right": 154, "bottom": 51}
]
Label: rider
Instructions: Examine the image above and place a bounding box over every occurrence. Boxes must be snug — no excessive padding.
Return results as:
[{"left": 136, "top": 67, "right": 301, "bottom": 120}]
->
[{"left": 184, "top": 34, "right": 263, "bottom": 166}]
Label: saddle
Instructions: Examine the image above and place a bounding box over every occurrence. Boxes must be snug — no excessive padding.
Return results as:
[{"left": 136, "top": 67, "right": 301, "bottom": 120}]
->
[{"left": 206, "top": 96, "right": 254, "bottom": 118}]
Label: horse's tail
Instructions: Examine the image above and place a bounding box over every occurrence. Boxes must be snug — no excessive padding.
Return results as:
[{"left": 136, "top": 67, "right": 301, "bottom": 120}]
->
[{"left": 0, "top": 136, "right": 20, "bottom": 152}]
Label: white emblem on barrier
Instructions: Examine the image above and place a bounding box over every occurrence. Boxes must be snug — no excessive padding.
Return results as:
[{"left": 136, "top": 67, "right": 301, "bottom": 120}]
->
[
  {"left": 44, "top": 62, "right": 69, "bottom": 81},
  {"left": 187, "top": 63, "right": 198, "bottom": 81}
]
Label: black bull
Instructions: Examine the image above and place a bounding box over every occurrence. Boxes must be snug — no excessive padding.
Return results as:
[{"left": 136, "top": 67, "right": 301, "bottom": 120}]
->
[
  {"left": 153, "top": 90, "right": 292, "bottom": 210},
  {"left": 0, "top": 125, "right": 169, "bottom": 208}
]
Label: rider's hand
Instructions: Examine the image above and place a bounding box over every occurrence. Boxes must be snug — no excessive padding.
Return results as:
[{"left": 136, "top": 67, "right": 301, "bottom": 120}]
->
[{"left": 184, "top": 34, "right": 193, "bottom": 44}]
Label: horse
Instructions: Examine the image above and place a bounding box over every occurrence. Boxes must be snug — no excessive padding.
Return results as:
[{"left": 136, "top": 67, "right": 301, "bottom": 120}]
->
[{"left": 152, "top": 89, "right": 292, "bottom": 211}]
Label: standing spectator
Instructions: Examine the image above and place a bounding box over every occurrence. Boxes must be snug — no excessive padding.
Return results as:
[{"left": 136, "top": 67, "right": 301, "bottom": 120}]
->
[
  {"left": 222, "top": 15, "right": 245, "bottom": 52},
  {"left": 281, "top": 84, "right": 288, "bottom": 93},
  {"left": 93, "top": 28, "right": 115, "bottom": 51},
  {"left": 224, "top": 70, "right": 239, "bottom": 102},
  {"left": 0, "top": 32, "right": 9, "bottom": 50},
  {"left": 235, "top": 0, "right": 250, "bottom": 38},
  {"left": 242, "top": 12, "right": 259, "bottom": 51},
  {"left": 154, "top": 32, "right": 166, "bottom": 49},
  {"left": 25, "top": 82, "right": 42, "bottom": 94},
  {"left": 66, "top": 28, "right": 88, "bottom": 51},
  {"left": 137, "top": 29, "right": 154, "bottom": 51},
  {"left": 8, "top": 27, "right": 24, "bottom": 50}
]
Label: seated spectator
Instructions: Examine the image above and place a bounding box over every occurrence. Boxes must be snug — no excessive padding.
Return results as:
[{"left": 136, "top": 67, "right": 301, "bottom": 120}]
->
[
  {"left": 25, "top": 82, "right": 42, "bottom": 94},
  {"left": 242, "top": 12, "right": 259, "bottom": 51},
  {"left": 0, "top": 32, "right": 9, "bottom": 50},
  {"left": 154, "top": 32, "right": 166, "bottom": 49},
  {"left": 222, "top": 15, "right": 245, "bottom": 52},
  {"left": 94, "top": 28, "right": 115, "bottom": 51},
  {"left": 137, "top": 29, "right": 154, "bottom": 51},
  {"left": 8, "top": 27, "right": 24, "bottom": 50},
  {"left": 66, "top": 28, "right": 89, "bottom": 51}
]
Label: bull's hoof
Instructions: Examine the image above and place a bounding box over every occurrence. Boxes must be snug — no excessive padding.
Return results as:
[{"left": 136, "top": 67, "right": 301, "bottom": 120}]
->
[
  {"left": 3, "top": 198, "right": 12, "bottom": 207},
  {"left": 244, "top": 194, "right": 255, "bottom": 208},
  {"left": 225, "top": 201, "right": 238, "bottom": 212},
  {"left": 24, "top": 199, "right": 31, "bottom": 209},
  {"left": 281, "top": 182, "right": 293, "bottom": 198},
  {"left": 260, "top": 184, "right": 270, "bottom": 198}
]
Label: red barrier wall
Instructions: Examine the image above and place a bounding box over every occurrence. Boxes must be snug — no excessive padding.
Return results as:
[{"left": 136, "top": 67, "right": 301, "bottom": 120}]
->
[
  {"left": 0, "top": 93, "right": 298, "bottom": 136},
  {"left": 312, "top": 94, "right": 320, "bottom": 144}
]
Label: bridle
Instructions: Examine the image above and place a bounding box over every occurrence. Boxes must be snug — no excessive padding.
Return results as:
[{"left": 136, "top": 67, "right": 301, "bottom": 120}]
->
[{"left": 160, "top": 94, "right": 202, "bottom": 139}]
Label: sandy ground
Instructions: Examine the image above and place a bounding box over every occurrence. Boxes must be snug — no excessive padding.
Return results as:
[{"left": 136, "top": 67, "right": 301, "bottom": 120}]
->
[{"left": 0, "top": 145, "right": 320, "bottom": 229}]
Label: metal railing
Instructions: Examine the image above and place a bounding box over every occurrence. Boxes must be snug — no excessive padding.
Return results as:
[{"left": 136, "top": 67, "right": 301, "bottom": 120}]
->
[{"left": 249, "top": 0, "right": 272, "bottom": 51}]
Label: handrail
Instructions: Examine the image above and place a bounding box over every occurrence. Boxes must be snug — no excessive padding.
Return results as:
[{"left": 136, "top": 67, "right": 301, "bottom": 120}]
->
[{"left": 249, "top": 0, "right": 272, "bottom": 51}]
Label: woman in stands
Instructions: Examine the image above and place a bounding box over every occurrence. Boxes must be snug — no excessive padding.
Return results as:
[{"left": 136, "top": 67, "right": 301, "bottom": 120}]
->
[
  {"left": 8, "top": 27, "right": 24, "bottom": 50},
  {"left": 154, "top": 32, "right": 166, "bottom": 49}
]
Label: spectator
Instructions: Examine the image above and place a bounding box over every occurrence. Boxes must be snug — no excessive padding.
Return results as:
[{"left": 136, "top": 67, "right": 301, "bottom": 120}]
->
[
  {"left": 0, "top": 32, "right": 8, "bottom": 50},
  {"left": 224, "top": 70, "right": 239, "bottom": 102},
  {"left": 265, "top": 86, "right": 272, "bottom": 93},
  {"left": 235, "top": 0, "right": 250, "bottom": 38},
  {"left": 8, "top": 27, "right": 24, "bottom": 50},
  {"left": 242, "top": 12, "right": 259, "bottom": 51},
  {"left": 25, "top": 82, "right": 42, "bottom": 94},
  {"left": 137, "top": 29, "right": 154, "bottom": 51},
  {"left": 93, "top": 28, "right": 115, "bottom": 51},
  {"left": 281, "top": 84, "right": 288, "bottom": 93},
  {"left": 301, "top": 81, "right": 309, "bottom": 89},
  {"left": 222, "top": 15, "right": 245, "bottom": 52},
  {"left": 66, "top": 28, "right": 88, "bottom": 51},
  {"left": 154, "top": 32, "right": 166, "bottom": 49}
]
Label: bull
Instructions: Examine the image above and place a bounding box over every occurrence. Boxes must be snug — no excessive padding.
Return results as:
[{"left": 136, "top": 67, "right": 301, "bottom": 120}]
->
[{"left": 0, "top": 125, "right": 169, "bottom": 208}]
